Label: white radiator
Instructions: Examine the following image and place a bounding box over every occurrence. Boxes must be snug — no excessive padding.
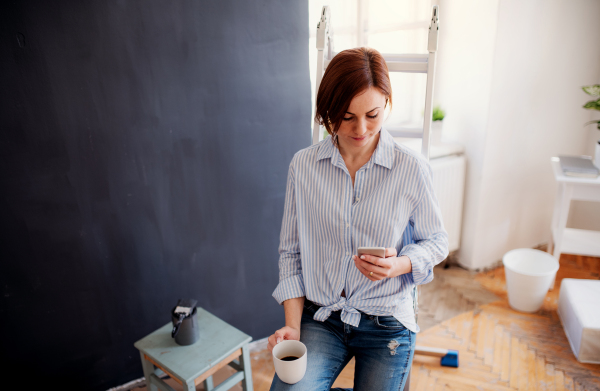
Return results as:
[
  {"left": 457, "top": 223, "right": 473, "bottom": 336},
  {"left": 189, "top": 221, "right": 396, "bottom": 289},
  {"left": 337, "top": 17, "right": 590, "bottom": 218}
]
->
[
  {"left": 395, "top": 139, "right": 467, "bottom": 253},
  {"left": 430, "top": 154, "right": 466, "bottom": 252}
]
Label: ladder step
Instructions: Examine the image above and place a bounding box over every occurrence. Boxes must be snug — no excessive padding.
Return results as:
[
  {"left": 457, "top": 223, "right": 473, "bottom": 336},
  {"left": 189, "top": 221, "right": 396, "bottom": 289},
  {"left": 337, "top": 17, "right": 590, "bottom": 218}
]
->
[
  {"left": 324, "top": 53, "right": 428, "bottom": 73},
  {"left": 386, "top": 61, "right": 427, "bottom": 73},
  {"left": 387, "top": 128, "right": 425, "bottom": 138},
  {"left": 381, "top": 53, "right": 429, "bottom": 62}
]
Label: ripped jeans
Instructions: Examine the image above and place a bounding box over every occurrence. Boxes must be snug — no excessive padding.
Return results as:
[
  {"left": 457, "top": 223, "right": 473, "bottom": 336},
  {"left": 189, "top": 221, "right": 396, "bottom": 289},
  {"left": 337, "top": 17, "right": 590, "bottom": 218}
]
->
[{"left": 269, "top": 300, "right": 415, "bottom": 391}]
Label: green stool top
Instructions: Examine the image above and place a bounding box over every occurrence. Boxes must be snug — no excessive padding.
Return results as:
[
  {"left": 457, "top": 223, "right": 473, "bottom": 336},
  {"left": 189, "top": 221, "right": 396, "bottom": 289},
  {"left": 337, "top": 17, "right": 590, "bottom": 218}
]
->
[{"left": 134, "top": 307, "right": 252, "bottom": 383}]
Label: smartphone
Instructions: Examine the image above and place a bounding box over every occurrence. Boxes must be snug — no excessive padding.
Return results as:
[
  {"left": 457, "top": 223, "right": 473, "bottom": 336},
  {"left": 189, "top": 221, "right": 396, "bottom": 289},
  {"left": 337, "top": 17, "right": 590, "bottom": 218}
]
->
[{"left": 357, "top": 246, "right": 386, "bottom": 259}]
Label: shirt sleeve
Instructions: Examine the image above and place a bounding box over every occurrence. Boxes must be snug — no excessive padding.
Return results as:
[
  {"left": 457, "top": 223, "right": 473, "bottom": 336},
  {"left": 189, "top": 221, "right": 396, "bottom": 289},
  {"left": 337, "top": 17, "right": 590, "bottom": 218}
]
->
[
  {"left": 398, "top": 158, "right": 449, "bottom": 286},
  {"left": 272, "top": 157, "right": 305, "bottom": 304}
]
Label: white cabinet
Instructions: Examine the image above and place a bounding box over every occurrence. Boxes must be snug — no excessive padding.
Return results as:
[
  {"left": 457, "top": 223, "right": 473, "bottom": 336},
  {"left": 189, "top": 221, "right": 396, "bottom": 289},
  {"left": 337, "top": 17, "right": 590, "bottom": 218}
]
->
[{"left": 550, "top": 158, "right": 600, "bottom": 259}]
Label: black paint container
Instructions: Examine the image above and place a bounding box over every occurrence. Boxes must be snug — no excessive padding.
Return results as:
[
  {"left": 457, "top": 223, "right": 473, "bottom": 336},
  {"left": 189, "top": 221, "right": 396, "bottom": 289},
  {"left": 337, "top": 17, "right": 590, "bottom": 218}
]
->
[{"left": 171, "top": 306, "right": 199, "bottom": 346}]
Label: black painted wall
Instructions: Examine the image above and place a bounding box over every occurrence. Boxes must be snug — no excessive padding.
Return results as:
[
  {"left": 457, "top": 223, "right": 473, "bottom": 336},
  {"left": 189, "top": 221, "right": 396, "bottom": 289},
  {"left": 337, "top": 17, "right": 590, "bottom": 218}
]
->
[{"left": 0, "top": 1, "right": 310, "bottom": 389}]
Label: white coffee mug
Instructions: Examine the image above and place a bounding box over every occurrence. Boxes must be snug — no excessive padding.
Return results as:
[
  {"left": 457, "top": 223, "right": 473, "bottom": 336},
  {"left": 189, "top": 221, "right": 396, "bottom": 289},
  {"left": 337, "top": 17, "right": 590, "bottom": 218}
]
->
[{"left": 272, "top": 340, "right": 307, "bottom": 384}]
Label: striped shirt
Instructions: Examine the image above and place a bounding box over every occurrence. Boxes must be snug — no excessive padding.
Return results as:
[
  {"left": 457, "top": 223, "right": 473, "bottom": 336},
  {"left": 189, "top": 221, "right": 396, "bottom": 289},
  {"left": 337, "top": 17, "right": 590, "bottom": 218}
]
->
[{"left": 272, "top": 128, "right": 449, "bottom": 332}]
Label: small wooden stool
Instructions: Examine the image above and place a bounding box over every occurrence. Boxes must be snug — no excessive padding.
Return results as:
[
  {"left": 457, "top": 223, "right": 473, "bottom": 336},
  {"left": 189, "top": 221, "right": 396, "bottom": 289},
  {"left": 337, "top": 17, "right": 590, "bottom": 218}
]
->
[{"left": 134, "top": 307, "right": 253, "bottom": 391}]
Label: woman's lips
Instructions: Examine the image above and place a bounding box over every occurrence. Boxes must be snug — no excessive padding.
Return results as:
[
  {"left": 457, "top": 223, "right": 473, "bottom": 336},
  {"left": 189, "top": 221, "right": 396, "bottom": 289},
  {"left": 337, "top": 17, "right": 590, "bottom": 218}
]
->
[{"left": 352, "top": 136, "right": 366, "bottom": 141}]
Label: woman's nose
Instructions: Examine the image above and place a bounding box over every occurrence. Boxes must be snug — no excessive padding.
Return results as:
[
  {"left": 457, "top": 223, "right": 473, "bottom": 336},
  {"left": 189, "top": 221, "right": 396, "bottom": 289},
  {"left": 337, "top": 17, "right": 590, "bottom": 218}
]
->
[{"left": 355, "top": 118, "right": 368, "bottom": 135}]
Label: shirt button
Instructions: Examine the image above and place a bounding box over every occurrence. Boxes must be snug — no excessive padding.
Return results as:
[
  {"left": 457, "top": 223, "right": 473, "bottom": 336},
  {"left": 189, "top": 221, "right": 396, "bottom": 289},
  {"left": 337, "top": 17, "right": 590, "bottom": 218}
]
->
[
  {"left": 356, "top": 198, "right": 360, "bottom": 202},
  {"left": 346, "top": 252, "right": 350, "bottom": 256},
  {"left": 346, "top": 223, "right": 350, "bottom": 228}
]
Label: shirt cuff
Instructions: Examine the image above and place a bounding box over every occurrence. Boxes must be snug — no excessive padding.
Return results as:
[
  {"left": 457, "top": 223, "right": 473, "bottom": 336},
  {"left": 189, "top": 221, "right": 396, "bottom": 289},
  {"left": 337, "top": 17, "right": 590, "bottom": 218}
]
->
[
  {"left": 272, "top": 274, "right": 306, "bottom": 304},
  {"left": 399, "top": 245, "right": 434, "bottom": 286}
]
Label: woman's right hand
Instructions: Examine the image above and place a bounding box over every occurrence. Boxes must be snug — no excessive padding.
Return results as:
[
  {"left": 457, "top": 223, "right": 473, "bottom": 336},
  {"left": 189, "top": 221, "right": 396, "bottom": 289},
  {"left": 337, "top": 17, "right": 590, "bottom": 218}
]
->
[{"left": 267, "top": 326, "right": 300, "bottom": 352}]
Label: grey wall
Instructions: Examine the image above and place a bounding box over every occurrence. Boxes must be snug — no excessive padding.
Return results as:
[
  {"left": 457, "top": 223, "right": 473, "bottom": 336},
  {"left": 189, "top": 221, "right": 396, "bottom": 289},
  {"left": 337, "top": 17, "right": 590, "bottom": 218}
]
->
[{"left": 0, "top": 1, "right": 310, "bottom": 389}]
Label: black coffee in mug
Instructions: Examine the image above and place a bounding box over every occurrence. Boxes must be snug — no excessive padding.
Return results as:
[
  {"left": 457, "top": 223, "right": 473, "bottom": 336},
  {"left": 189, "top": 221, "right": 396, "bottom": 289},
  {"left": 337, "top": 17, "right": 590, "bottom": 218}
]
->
[{"left": 280, "top": 356, "right": 299, "bottom": 361}]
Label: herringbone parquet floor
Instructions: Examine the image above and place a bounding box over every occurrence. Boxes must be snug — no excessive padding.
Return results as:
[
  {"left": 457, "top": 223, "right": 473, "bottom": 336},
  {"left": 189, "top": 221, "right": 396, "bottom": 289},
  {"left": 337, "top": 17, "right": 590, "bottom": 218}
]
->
[
  {"left": 134, "top": 253, "right": 600, "bottom": 391},
  {"left": 410, "top": 301, "right": 600, "bottom": 390},
  {"left": 405, "top": 252, "right": 600, "bottom": 391}
]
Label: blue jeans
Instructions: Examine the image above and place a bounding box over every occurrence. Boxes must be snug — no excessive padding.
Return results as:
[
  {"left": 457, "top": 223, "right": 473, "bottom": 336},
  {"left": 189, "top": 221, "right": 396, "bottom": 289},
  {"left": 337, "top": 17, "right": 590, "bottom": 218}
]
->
[{"left": 269, "top": 301, "right": 415, "bottom": 391}]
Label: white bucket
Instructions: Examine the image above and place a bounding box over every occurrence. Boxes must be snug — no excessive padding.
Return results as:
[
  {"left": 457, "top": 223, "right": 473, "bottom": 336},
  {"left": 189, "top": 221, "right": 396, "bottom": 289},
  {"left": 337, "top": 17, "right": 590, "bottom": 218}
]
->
[{"left": 502, "top": 248, "right": 559, "bottom": 312}]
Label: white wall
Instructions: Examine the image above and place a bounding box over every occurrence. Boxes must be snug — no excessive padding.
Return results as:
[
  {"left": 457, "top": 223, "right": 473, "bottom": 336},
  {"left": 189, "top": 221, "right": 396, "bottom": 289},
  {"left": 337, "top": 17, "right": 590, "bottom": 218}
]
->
[
  {"left": 434, "top": 0, "right": 501, "bottom": 269},
  {"left": 436, "top": 0, "right": 600, "bottom": 269}
]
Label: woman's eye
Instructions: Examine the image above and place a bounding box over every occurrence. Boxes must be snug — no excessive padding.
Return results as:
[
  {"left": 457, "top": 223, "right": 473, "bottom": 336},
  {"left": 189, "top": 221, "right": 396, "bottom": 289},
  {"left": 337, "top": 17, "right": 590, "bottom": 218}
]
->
[
  {"left": 343, "top": 117, "right": 353, "bottom": 121},
  {"left": 367, "top": 114, "right": 378, "bottom": 119}
]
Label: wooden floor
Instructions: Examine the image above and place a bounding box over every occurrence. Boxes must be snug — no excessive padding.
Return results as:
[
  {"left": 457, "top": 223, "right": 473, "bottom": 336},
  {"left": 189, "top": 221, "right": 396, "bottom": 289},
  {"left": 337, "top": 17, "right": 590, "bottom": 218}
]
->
[
  {"left": 416, "top": 265, "right": 499, "bottom": 331},
  {"left": 412, "top": 253, "right": 600, "bottom": 391},
  {"left": 135, "top": 253, "right": 600, "bottom": 391}
]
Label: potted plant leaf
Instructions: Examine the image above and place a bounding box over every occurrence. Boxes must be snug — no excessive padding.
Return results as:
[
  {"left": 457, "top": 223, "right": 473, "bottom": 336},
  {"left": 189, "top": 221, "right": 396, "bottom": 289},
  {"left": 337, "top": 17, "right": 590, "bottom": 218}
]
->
[{"left": 582, "top": 84, "right": 600, "bottom": 165}]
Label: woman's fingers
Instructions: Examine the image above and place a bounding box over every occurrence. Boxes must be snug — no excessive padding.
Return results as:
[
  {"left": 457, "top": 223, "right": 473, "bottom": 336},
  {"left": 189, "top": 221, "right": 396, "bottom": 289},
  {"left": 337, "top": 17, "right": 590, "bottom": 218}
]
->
[
  {"left": 356, "top": 255, "right": 391, "bottom": 272},
  {"left": 274, "top": 329, "right": 290, "bottom": 345},
  {"left": 268, "top": 327, "right": 301, "bottom": 352},
  {"left": 354, "top": 256, "right": 381, "bottom": 280},
  {"left": 267, "top": 330, "right": 284, "bottom": 352},
  {"left": 359, "top": 254, "right": 379, "bottom": 266},
  {"left": 354, "top": 255, "right": 392, "bottom": 279},
  {"left": 353, "top": 250, "right": 400, "bottom": 281},
  {"left": 353, "top": 252, "right": 399, "bottom": 280}
]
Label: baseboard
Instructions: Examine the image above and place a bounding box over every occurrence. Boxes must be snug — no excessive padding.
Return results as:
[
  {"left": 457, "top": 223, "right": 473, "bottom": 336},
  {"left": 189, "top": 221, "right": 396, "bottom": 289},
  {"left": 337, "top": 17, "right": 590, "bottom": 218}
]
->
[
  {"left": 248, "top": 337, "right": 268, "bottom": 352},
  {"left": 454, "top": 242, "right": 549, "bottom": 272}
]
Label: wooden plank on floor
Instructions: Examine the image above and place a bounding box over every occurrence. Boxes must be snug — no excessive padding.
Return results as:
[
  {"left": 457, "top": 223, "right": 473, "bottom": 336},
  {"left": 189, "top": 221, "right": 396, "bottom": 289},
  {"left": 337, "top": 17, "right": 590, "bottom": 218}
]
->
[
  {"left": 410, "top": 365, "right": 426, "bottom": 391},
  {"left": 433, "top": 381, "right": 446, "bottom": 391},
  {"left": 492, "top": 324, "right": 503, "bottom": 374},
  {"left": 460, "top": 357, "right": 497, "bottom": 373},
  {"left": 555, "top": 369, "right": 565, "bottom": 391},
  {"left": 476, "top": 314, "right": 487, "bottom": 360},
  {"left": 431, "top": 363, "right": 503, "bottom": 384},
  {"left": 517, "top": 339, "right": 528, "bottom": 391},
  {"left": 500, "top": 330, "right": 511, "bottom": 383},
  {"left": 429, "top": 370, "right": 513, "bottom": 391},
  {"left": 483, "top": 315, "right": 495, "bottom": 368},
  {"left": 416, "top": 335, "right": 464, "bottom": 352},
  {"left": 509, "top": 336, "right": 520, "bottom": 389},
  {"left": 536, "top": 353, "right": 546, "bottom": 390},
  {"left": 423, "top": 372, "right": 437, "bottom": 391},
  {"left": 441, "top": 382, "right": 483, "bottom": 391},
  {"left": 526, "top": 347, "right": 538, "bottom": 391},
  {"left": 564, "top": 374, "right": 574, "bottom": 391},
  {"left": 458, "top": 311, "right": 474, "bottom": 346},
  {"left": 469, "top": 311, "right": 481, "bottom": 353},
  {"left": 545, "top": 363, "right": 556, "bottom": 391}
]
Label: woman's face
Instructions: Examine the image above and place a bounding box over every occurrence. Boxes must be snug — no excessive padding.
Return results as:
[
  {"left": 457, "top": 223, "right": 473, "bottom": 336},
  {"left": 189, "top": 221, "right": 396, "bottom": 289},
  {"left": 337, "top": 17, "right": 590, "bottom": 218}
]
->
[{"left": 336, "top": 87, "right": 387, "bottom": 152}]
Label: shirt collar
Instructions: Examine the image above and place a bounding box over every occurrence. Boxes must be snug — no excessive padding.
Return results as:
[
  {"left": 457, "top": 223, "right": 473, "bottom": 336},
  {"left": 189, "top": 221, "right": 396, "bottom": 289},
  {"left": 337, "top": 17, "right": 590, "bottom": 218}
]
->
[
  {"left": 316, "top": 134, "right": 336, "bottom": 161},
  {"left": 373, "top": 128, "right": 395, "bottom": 169},
  {"left": 316, "top": 128, "right": 394, "bottom": 170}
]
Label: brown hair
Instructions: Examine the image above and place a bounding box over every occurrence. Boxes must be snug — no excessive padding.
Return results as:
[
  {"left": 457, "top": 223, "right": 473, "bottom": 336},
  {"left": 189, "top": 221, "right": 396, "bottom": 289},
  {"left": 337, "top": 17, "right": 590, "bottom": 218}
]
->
[{"left": 315, "top": 47, "right": 392, "bottom": 142}]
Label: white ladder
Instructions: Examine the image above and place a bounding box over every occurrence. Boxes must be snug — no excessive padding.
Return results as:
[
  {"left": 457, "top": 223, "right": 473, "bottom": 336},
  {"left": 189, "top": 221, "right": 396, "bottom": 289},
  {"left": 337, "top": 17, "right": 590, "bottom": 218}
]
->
[
  {"left": 311, "top": 5, "right": 439, "bottom": 160},
  {"left": 310, "top": 7, "right": 458, "bottom": 385}
]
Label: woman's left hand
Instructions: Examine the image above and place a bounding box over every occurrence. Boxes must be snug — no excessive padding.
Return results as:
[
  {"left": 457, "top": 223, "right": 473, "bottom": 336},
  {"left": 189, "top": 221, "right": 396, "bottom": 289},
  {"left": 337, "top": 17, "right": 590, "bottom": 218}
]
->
[{"left": 353, "top": 248, "right": 412, "bottom": 281}]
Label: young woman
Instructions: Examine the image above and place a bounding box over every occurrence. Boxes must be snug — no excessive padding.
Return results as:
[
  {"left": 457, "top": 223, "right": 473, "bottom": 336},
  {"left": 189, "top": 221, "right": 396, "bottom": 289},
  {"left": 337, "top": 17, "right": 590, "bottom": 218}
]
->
[{"left": 268, "top": 47, "right": 448, "bottom": 391}]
